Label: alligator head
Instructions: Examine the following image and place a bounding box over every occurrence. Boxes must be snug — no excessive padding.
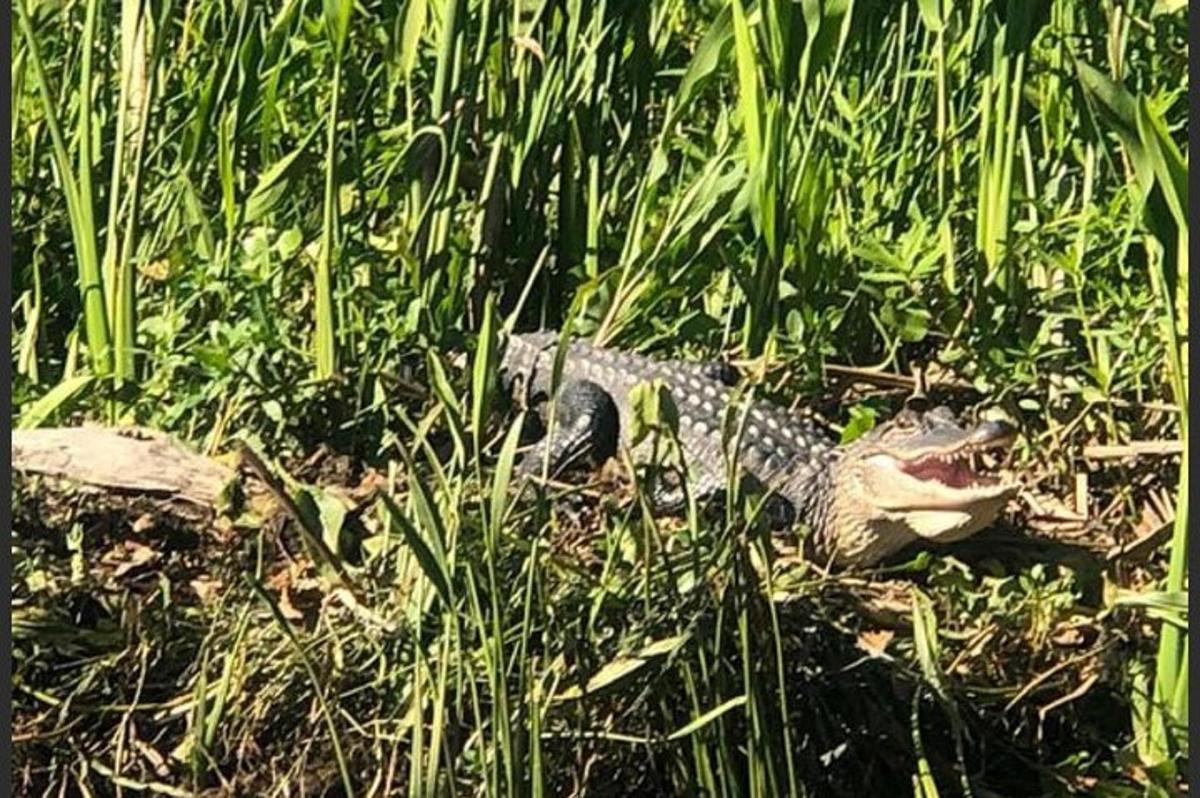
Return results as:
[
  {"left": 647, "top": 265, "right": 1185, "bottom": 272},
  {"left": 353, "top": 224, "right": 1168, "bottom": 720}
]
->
[{"left": 822, "top": 405, "right": 1019, "bottom": 566}]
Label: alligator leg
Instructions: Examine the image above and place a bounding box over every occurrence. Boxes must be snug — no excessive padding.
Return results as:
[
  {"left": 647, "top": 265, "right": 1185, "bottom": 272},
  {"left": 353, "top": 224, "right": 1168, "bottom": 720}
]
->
[
  {"left": 643, "top": 465, "right": 727, "bottom": 518},
  {"left": 641, "top": 469, "right": 689, "bottom": 514},
  {"left": 517, "top": 380, "right": 619, "bottom": 478},
  {"left": 647, "top": 477, "right": 795, "bottom": 529},
  {"left": 756, "top": 493, "right": 797, "bottom": 528},
  {"left": 699, "top": 360, "right": 739, "bottom": 386}
]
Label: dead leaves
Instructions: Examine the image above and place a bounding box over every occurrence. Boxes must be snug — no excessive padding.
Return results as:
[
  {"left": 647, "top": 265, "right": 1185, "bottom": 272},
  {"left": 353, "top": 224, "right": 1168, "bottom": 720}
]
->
[
  {"left": 856, "top": 628, "right": 895, "bottom": 658},
  {"left": 189, "top": 576, "right": 224, "bottom": 605},
  {"left": 99, "top": 540, "right": 160, "bottom": 580},
  {"left": 266, "top": 560, "right": 324, "bottom": 624}
]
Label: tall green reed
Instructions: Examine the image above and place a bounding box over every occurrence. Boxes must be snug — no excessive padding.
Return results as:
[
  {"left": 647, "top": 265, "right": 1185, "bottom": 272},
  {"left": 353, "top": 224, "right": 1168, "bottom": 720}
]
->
[{"left": 17, "top": 0, "right": 112, "bottom": 377}]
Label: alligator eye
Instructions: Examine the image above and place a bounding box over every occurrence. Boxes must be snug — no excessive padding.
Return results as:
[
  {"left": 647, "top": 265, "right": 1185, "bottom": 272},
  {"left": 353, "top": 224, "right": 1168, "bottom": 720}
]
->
[{"left": 928, "top": 406, "right": 956, "bottom": 423}]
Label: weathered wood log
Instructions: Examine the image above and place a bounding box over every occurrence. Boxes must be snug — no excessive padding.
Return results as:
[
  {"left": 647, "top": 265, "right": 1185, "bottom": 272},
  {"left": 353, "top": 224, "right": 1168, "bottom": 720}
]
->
[{"left": 12, "top": 427, "right": 236, "bottom": 509}]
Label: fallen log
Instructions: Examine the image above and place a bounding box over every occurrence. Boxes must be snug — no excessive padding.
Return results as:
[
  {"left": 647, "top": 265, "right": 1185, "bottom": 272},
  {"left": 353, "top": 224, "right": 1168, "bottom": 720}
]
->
[{"left": 12, "top": 426, "right": 237, "bottom": 509}]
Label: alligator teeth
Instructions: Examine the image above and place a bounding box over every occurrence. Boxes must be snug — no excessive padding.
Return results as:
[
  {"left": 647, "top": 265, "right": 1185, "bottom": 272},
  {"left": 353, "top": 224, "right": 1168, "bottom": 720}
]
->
[{"left": 1001, "top": 447, "right": 1015, "bottom": 470}]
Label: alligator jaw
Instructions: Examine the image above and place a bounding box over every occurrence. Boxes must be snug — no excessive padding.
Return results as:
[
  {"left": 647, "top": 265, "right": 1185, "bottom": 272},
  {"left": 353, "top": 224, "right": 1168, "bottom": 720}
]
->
[
  {"left": 821, "top": 413, "right": 1021, "bottom": 564},
  {"left": 863, "top": 419, "right": 1017, "bottom": 511}
]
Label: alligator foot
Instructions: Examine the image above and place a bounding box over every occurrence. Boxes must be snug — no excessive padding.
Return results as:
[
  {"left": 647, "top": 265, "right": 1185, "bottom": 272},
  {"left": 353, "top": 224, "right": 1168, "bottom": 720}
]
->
[
  {"left": 642, "top": 471, "right": 794, "bottom": 530},
  {"left": 517, "top": 379, "right": 619, "bottom": 479}
]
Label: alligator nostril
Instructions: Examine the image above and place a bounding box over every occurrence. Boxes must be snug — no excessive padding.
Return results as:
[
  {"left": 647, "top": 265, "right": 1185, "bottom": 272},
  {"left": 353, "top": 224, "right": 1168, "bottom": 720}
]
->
[{"left": 971, "top": 419, "right": 1016, "bottom": 444}]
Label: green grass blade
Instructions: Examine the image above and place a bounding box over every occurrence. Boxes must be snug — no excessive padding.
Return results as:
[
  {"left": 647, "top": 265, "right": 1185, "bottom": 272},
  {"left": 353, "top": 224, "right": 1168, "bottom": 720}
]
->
[
  {"left": 380, "top": 485, "right": 455, "bottom": 610},
  {"left": 17, "top": 375, "right": 96, "bottom": 429},
  {"left": 16, "top": 0, "right": 111, "bottom": 375}
]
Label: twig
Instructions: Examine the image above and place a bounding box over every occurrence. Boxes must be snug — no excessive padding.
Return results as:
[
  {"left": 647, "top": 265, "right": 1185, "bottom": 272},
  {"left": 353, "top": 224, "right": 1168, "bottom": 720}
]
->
[
  {"left": 1082, "top": 441, "right": 1182, "bottom": 460},
  {"left": 822, "top": 363, "right": 975, "bottom": 391},
  {"left": 822, "top": 363, "right": 916, "bottom": 390}
]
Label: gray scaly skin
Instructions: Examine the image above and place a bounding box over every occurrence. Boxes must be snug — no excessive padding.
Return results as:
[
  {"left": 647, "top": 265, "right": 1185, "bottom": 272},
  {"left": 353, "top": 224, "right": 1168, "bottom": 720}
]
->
[{"left": 500, "top": 332, "right": 1019, "bottom": 568}]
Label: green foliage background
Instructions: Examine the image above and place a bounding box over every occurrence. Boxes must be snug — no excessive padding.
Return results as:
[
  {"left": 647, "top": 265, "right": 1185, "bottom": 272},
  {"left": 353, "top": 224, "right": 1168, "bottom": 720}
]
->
[{"left": 10, "top": 0, "right": 1189, "bottom": 795}]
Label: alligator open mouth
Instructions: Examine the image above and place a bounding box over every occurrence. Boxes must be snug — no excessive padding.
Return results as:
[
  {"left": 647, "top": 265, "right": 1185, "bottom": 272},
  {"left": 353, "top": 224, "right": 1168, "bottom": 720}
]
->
[
  {"left": 862, "top": 418, "right": 1018, "bottom": 512},
  {"left": 895, "top": 446, "right": 1008, "bottom": 489},
  {"left": 891, "top": 419, "right": 1015, "bottom": 490}
]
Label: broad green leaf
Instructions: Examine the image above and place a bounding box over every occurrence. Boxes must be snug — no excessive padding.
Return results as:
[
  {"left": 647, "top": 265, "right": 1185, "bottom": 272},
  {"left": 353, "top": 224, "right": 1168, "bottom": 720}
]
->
[
  {"left": 1151, "top": 0, "right": 1186, "bottom": 16},
  {"left": 310, "top": 485, "right": 348, "bottom": 556},
  {"left": 916, "top": 0, "right": 943, "bottom": 32},
  {"left": 1000, "top": 0, "right": 1051, "bottom": 54},
  {"left": 1136, "top": 98, "right": 1188, "bottom": 231},
  {"left": 667, "top": 695, "right": 747, "bottom": 740},
  {"left": 729, "top": 0, "right": 762, "bottom": 173},
  {"left": 839, "top": 404, "right": 877, "bottom": 444},
  {"left": 1116, "top": 589, "right": 1188, "bottom": 630},
  {"left": 290, "top": 487, "right": 347, "bottom": 578},
  {"left": 672, "top": 6, "right": 733, "bottom": 126},
  {"left": 244, "top": 127, "right": 319, "bottom": 223},
  {"left": 379, "top": 489, "right": 454, "bottom": 608},
  {"left": 939, "top": 215, "right": 957, "bottom": 293},
  {"left": 554, "top": 654, "right": 648, "bottom": 702},
  {"left": 323, "top": 0, "right": 352, "bottom": 54},
  {"left": 489, "top": 412, "right": 525, "bottom": 534},
  {"left": 18, "top": 374, "right": 95, "bottom": 429},
  {"left": 1114, "top": 589, "right": 1188, "bottom": 613},
  {"left": 1075, "top": 59, "right": 1152, "bottom": 196},
  {"left": 798, "top": 0, "right": 853, "bottom": 93},
  {"left": 554, "top": 634, "right": 688, "bottom": 702},
  {"left": 399, "top": 0, "right": 429, "bottom": 79},
  {"left": 636, "top": 634, "right": 689, "bottom": 658},
  {"left": 629, "top": 379, "right": 680, "bottom": 447}
]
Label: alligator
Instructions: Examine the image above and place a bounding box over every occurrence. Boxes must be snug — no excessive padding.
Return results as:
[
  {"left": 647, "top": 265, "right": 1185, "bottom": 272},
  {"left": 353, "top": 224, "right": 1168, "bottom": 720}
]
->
[{"left": 500, "top": 331, "right": 1018, "bottom": 568}]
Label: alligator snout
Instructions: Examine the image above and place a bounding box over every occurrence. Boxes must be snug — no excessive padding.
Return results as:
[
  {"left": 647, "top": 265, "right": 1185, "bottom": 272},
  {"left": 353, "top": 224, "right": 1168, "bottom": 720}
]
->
[{"left": 967, "top": 419, "right": 1016, "bottom": 449}]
